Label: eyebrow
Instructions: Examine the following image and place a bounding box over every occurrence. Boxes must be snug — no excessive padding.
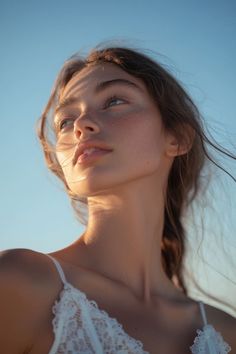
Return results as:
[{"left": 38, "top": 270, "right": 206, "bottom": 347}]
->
[
  {"left": 55, "top": 78, "right": 143, "bottom": 115},
  {"left": 95, "top": 78, "right": 142, "bottom": 93}
]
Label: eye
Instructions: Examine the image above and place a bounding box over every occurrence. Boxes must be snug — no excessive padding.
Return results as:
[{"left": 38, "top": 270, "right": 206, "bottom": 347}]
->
[
  {"left": 104, "top": 96, "right": 126, "bottom": 108},
  {"left": 58, "top": 117, "right": 74, "bottom": 131}
]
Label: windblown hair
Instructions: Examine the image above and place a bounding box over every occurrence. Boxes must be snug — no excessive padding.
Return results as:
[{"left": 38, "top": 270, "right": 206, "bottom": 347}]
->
[{"left": 38, "top": 45, "right": 235, "bottom": 294}]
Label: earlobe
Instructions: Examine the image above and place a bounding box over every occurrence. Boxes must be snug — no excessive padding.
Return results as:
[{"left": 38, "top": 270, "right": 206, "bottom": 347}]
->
[
  {"left": 166, "top": 128, "right": 195, "bottom": 157},
  {"left": 166, "top": 140, "right": 184, "bottom": 157}
]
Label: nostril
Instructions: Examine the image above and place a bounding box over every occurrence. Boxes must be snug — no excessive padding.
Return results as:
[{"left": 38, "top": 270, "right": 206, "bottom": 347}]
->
[
  {"left": 73, "top": 112, "right": 100, "bottom": 137},
  {"left": 74, "top": 125, "right": 95, "bottom": 135},
  {"left": 74, "top": 127, "right": 81, "bottom": 139}
]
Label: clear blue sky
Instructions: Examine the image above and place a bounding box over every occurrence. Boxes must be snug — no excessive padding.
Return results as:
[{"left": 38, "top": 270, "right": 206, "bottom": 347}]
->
[{"left": 1, "top": 0, "right": 235, "bottom": 314}]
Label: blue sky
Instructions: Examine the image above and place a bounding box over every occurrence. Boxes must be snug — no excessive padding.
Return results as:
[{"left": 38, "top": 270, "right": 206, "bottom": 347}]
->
[{"left": 0, "top": 0, "right": 235, "bottom": 314}]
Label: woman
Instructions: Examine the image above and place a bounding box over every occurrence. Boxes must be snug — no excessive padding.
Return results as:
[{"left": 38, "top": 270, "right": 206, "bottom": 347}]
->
[{"left": 0, "top": 46, "right": 235, "bottom": 353}]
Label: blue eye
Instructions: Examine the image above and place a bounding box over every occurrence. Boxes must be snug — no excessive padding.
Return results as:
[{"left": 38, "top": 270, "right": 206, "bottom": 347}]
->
[{"left": 105, "top": 96, "right": 126, "bottom": 108}]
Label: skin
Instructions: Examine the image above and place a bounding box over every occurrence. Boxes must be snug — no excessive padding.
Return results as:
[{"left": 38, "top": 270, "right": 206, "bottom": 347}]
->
[
  {"left": 55, "top": 63, "right": 185, "bottom": 302},
  {"left": 0, "top": 64, "right": 235, "bottom": 353}
]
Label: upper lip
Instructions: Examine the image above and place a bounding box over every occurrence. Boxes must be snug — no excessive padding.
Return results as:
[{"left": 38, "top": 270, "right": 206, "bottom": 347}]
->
[{"left": 73, "top": 139, "right": 113, "bottom": 164}]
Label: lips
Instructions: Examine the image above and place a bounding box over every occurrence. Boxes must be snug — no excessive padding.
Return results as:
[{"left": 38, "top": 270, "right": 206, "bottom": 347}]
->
[
  {"left": 73, "top": 140, "right": 113, "bottom": 165},
  {"left": 78, "top": 148, "right": 112, "bottom": 164}
]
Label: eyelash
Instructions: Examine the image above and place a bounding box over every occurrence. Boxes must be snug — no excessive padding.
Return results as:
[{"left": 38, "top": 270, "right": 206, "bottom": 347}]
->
[
  {"left": 103, "top": 95, "right": 126, "bottom": 109},
  {"left": 57, "top": 117, "right": 74, "bottom": 131},
  {"left": 57, "top": 95, "right": 127, "bottom": 132}
]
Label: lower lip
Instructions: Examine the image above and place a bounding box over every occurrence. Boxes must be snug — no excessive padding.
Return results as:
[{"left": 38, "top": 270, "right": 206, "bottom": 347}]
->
[{"left": 77, "top": 149, "right": 112, "bottom": 164}]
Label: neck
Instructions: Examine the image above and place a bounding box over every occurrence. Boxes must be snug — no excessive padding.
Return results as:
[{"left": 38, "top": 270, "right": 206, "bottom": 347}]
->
[{"left": 74, "top": 182, "right": 182, "bottom": 304}]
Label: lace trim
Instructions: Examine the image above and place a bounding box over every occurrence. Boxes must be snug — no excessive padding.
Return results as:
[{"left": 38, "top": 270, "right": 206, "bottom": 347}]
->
[
  {"left": 50, "top": 284, "right": 94, "bottom": 354},
  {"left": 49, "top": 282, "right": 149, "bottom": 354},
  {"left": 190, "top": 324, "right": 231, "bottom": 354},
  {"left": 49, "top": 282, "right": 231, "bottom": 354}
]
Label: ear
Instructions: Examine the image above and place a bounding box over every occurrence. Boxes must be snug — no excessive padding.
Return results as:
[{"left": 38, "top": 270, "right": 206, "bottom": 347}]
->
[{"left": 165, "top": 125, "right": 195, "bottom": 157}]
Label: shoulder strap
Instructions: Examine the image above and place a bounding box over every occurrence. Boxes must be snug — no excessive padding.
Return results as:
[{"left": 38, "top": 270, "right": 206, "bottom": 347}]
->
[
  {"left": 199, "top": 301, "right": 208, "bottom": 326},
  {"left": 46, "top": 254, "right": 67, "bottom": 286}
]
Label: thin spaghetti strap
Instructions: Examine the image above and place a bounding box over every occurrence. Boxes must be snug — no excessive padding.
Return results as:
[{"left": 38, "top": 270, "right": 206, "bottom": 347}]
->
[
  {"left": 46, "top": 254, "right": 67, "bottom": 285},
  {"left": 199, "top": 301, "right": 208, "bottom": 326}
]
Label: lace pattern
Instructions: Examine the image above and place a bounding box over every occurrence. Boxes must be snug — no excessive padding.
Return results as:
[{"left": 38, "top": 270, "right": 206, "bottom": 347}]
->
[
  {"left": 49, "top": 283, "right": 148, "bottom": 354},
  {"left": 190, "top": 324, "right": 231, "bottom": 354},
  {"left": 47, "top": 276, "right": 231, "bottom": 354}
]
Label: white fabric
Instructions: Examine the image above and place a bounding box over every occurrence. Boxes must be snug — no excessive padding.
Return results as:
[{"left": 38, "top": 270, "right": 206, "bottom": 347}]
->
[
  {"left": 47, "top": 256, "right": 231, "bottom": 354},
  {"left": 190, "top": 324, "right": 231, "bottom": 354}
]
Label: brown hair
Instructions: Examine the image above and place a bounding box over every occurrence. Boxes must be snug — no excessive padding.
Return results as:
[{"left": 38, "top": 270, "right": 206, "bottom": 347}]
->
[{"left": 38, "top": 46, "right": 235, "bottom": 294}]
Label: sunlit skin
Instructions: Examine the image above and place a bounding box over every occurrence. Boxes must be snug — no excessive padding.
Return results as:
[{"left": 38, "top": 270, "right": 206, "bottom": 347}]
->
[
  {"left": 0, "top": 63, "right": 235, "bottom": 354},
  {"left": 54, "top": 63, "right": 188, "bottom": 304}
]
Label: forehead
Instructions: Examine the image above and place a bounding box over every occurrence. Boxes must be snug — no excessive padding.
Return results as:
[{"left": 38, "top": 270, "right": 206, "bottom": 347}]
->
[{"left": 60, "top": 63, "right": 145, "bottom": 101}]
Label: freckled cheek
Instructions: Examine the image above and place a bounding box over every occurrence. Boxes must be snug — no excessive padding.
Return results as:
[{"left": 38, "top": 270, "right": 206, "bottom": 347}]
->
[
  {"left": 104, "top": 106, "right": 146, "bottom": 131},
  {"left": 106, "top": 109, "right": 163, "bottom": 157}
]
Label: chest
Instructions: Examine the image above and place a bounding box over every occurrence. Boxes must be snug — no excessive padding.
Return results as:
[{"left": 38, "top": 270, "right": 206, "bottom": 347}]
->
[
  {"left": 111, "top": 307, "right": 199, "bottom": 354},
  {"left": 30, "top": 294, "right": 199, "bottom": 354},
  {"left": 32, "top": 308, "right": 197, "bottom": 354}
]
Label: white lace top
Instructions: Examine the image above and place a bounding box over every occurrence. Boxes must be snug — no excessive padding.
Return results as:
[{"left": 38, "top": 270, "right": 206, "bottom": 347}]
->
[{"left": 47, "top": 255, "right": 231, "bottom": 354}]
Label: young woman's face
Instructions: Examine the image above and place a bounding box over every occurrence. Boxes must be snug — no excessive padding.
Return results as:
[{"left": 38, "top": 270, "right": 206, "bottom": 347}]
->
[{"left": 54, "top": 63, "right": 174, "bottom": 198}]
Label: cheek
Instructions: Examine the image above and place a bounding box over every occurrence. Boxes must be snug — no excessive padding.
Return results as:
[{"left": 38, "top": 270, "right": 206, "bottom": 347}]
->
[
  {"left": 55, "top": 132, "right": 77, "bottom": 167},
  {"left": 56, "top": 146, "right": 75, "bottom": 171},
  {"left": 110, "top": 107, "right": 165, "bottom": 159}
]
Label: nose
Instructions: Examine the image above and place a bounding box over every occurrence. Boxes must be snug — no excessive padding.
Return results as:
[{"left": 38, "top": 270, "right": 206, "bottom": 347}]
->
[{"left": 73, "top": 111, "right": 100, "bottom": 139}]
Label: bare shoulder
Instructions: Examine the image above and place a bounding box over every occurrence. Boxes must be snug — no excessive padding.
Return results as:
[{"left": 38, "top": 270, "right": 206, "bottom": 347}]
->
[
  {"left": 0, "top": 248, "right": 61, "bottom": 353},
  {"left": 1, "top": 248, "right": 53, "bottom": 274},
  {"left": 205, "top": 302, "right": 236, "bottom": 349},
  {"left": 0, "top": 248, "right": 60, "bottom": 293}
]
